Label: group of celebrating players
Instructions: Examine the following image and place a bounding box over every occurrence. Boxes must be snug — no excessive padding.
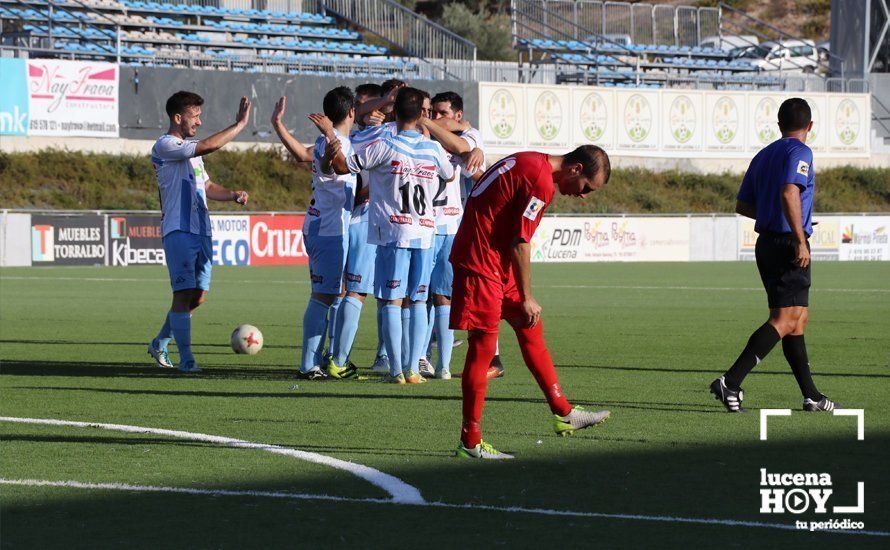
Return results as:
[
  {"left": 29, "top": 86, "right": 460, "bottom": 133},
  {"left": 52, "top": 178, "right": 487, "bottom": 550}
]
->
[
  {"left": 146, "top": 79, "right": 613, "bottom": 458},
  {"left": 146, "top": 78, "right": 835, "bottom": 459}
]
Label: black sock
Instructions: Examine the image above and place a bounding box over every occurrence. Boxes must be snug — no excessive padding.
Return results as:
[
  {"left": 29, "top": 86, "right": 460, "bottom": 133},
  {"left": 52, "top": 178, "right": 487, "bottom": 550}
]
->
[
  {"left": 724, "top": 323, "right": 781, "bottom": 390},
  {"left": 782, "top": 335, "right": 822, "bottom": 401}
]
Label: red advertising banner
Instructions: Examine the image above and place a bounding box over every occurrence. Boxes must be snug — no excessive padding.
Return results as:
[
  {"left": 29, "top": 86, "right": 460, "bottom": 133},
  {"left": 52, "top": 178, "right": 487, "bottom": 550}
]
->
[{"left": 248, "top": 215, "right": 307, "bottom": 265}]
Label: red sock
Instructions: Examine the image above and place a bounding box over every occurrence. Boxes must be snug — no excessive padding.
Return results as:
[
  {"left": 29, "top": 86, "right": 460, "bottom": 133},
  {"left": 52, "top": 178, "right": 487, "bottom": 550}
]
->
[
  {"left": 513, "top": 321, "right": 572, "bottom": 417},
  {"left": 460, "top": 330, "right": 498, "bottom": 448}
]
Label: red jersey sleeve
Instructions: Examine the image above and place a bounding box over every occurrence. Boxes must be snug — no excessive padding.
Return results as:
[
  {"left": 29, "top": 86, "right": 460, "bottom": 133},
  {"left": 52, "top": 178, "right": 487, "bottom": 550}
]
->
[{"left": 516, "top": 161, "right": 555, "bottom": 242}]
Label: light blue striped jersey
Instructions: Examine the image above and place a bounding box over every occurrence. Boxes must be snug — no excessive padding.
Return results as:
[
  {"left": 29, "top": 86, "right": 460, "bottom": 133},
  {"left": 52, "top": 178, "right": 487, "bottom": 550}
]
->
[
  {"left": 345, "top": 129, "right": 454, "bottom": 248},
  {"left": 308, "top": 129, "right": 356, "bottom": 237},
  {"left": 151, "top": 134, "right": 211, "bottom": 238}
]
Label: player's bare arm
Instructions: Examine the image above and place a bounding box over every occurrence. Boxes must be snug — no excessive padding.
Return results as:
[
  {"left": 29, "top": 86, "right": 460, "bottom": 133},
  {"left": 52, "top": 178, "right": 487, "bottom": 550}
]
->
[
  {"left": 271, "top": 96, "right": 314, "bottom": 162},
  {"left": 324, "top": 136, "right": 348, "bottom": 175},
  {"left": 363, "top": 110, "right": 386, "bottom": 126},
  {"left": 510, "top": 237, "right": 541, "bottom": 328},
  {"left": 194, "top": 96, "right": 251, "bottom": 156},
  {"left": 419, "top": 118, "right": 471, "bottom": 155},
  {"left": 781, "top": 184, "right": 810, "bottom": 267},
  {"left": 464, "top": 147, "right": 485, "bottom": 177},
  {"left": 735, "top": 199, "right": 756, "bottom": 219},
  {"left": 205, "top": 180, "right": 249, "bottom": 205},
  {"left": 432, "top": 117, "right": 471, "bottom": 133},
  {"left": 355, "top": 83, "right": 403, "bottom": 120}
]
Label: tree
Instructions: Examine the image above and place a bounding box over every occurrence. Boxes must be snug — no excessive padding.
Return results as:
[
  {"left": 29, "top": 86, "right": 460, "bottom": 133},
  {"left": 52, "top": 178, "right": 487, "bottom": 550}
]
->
[{"left": 439, "top": 2, "right": 514, "bottom": 61}]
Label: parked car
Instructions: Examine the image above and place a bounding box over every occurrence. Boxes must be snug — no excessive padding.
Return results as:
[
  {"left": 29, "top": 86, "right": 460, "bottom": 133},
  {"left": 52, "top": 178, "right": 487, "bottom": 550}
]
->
[
  {"left": 750, "top": 39, "right": 822, "bottom": 73},
  {"left": 699, "top": 34, "right": 759, "bottom": 52}
]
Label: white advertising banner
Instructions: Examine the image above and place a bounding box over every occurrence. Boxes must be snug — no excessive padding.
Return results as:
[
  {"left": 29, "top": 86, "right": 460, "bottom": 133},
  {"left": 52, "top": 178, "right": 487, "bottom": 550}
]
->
[
  {"left": 804, "top": 94, "right": 829, "bottom": 152},
  {"left": 530, "top": 216, "right": 690, "bottom": 262},
  {"left": 210, "top": 215, "right": 251, "bottom": 266},
  {"left": 480, "top": 83, "right": 526, "bottom": 148},
  {"left": 615, "top": 90, "right": 660, "bottom": 151},
  {"left": 828, "top": 94, "right": 869, "bottom": 153},
  {"left": 26, "top": 59, "right": 119, "bottom": 137},
  {"left": 661, "top": 90, "right": 704, "bottom": 152},
  {"left": 748, "top": 93, "right": 785, "bottom": 152},
  {"left": 838, "top": 216, "right": 890, "bottom": 261},
  {"left": 704, "top": 92, "right": 746, "bottom": 153},
  {"left": 525, "top": 85, "right": 572, "bottom": 148},
  {"left": 737, "top": 216, "right": 842, "bottom": 261},
  {"left": 571, "top": 87, "right": 615, "bottom": 149},
  {"left": 478, "top": 83, "right": 870, "bottom": 158}
]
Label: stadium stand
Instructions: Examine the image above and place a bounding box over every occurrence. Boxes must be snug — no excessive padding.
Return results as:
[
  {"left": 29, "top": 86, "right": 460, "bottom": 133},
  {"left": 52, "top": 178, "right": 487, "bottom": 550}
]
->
[
  {"left": 0, "top": 0, "right": 413, "bottom": 77},
  {"left": 0, "top": 0, "right": 864, "bottom": 91},
  {"left": 508, "top": 0, "right": 839, "bottom": 90}
]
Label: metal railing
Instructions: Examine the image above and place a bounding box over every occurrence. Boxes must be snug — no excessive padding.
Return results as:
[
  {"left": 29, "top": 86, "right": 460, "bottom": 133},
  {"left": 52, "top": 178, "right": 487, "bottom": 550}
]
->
[
  {"left": 317, "top": 0, "right": 476, "bottom": 80},
  {"left": 7, "top": 0, "right": 122, "bottom": 60},
  {"left": 512, "top": 0, "right": 720, "bottom": 47},
  {"left": 511, "top": 0, "right": 644, "bottom": 85}
]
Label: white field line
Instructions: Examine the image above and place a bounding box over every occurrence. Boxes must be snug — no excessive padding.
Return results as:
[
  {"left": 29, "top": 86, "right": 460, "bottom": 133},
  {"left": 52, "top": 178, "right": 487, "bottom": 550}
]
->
[
  {"left": 1, "top": 276, "right": 887, "bottom": 293},
  {"left": 2, "top": 479, "right": 888, "bottom": 537},
  {"left": 0, "top": 417, "right": 424, "bottom": 505}
]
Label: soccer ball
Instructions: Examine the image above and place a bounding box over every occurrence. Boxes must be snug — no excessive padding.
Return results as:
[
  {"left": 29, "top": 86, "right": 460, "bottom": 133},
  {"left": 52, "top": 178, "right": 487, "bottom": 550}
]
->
[{"left": 231, "top": 324, "right": 263, "bottom": 355}]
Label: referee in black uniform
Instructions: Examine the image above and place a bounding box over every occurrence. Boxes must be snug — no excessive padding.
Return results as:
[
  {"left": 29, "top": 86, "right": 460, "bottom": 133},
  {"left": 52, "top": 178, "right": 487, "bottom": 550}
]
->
[{"left": 710, "top": 98, "right": 839, "bottom": 413}]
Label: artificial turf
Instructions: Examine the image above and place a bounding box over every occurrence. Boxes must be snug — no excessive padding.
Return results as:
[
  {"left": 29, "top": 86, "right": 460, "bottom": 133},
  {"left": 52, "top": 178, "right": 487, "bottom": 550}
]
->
[{"left": 1, "top": 262, "right": 888, "bottom": 547}]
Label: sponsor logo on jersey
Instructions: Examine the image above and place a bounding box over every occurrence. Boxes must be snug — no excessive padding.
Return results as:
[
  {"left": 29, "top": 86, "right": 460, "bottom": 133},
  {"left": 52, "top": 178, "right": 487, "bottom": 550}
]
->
[
  {"left": 307, "top": 206, "right": 321, "bottom": 217},
  {"left": 389, "top": 214, "right": 413, "bottom": 225},
  {"left": 523, "top": 196, "right": 546, "bottom": 221},
  {"left": 419, "top": 218, "right": 435, "bottom": 228},
  {"left": 442, "top": 207, "right": 461, "bottom": 216},
  {"left": 311, "top": 273, "right": 323, "bottom": 283},
  {"left": 386, "top": 279, "right": 401, "bottom": 289},
  {"left": 415, "top": 284, "right": 427, "bottom": 295},
  {"left": 390, "top": 160, "right": 436, "bottom": 180},
  {"left": 797, "top": 160, "right": 809, "bottom": 176},
  {"left": 345, "top": 272, "right": 362, "bottom": 283}
]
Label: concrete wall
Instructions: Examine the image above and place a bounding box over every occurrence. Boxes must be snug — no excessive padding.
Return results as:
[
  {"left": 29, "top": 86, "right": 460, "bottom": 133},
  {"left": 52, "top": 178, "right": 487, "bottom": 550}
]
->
[{"left": 117, "top": 67, "right": 480, "bottom": 143}]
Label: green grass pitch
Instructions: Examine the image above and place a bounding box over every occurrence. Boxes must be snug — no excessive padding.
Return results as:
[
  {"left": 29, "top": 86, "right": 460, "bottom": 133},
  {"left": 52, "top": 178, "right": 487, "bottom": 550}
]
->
[{"left": 1, "top": 263, "right": 888, "bottom": 547}]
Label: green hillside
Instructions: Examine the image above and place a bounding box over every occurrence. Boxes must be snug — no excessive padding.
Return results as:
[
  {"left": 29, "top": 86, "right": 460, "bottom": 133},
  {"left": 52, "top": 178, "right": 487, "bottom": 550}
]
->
[{"left": 1, "top": 149, "right": 887, "bottom": 213}]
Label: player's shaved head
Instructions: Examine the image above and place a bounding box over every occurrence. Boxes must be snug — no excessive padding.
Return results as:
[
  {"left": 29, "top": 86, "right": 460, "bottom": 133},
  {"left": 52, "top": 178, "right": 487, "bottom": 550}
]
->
[
  {"left": 555, "top": 145, "right": 611, "bottom": 198},
  {"left": 564, "top": 145, "right": 611, "bottom": 182},
  {"left": 323, "top": 86, "right": 355, "bottom": 124},
  {"left": 778, "top": 98, "right": 812, "bottom": 133},
  {"left": 394, "top": 87, "right": 425, "bottom": 122}
]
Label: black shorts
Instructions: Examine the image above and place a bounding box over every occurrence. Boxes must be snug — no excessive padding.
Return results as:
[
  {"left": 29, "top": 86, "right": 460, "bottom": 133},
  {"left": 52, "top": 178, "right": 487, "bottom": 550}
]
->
[{"left": 755, "top": 232, "right": 811, "bottom": 308}]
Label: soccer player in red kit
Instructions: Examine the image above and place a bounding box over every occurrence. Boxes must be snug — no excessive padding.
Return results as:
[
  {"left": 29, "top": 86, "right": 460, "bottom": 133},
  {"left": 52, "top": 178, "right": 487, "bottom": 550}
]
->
[{"left": 451, "top": 146, "right": 612, "bottom": 459}]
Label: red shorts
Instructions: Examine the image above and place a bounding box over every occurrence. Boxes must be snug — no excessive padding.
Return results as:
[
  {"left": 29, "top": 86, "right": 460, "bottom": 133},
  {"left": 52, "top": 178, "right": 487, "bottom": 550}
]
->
[{"left": 450, "top": 267, "right": 523, "bottom": 332}]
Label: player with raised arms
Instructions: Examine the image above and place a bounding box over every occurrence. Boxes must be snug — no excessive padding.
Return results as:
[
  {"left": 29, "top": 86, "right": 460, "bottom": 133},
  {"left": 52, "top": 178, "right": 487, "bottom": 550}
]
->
[
  {"left": 450, "top": 146, "right": 612, "bottom": 459},
  {"left": 272, "top": 87, "right": 359, "bottom": 380},
  {"left": 147, "top": 91, "right": 251, "bottom": 373},
  {"left": 324, "top": 87, "right": 454, "bottom": 384}
]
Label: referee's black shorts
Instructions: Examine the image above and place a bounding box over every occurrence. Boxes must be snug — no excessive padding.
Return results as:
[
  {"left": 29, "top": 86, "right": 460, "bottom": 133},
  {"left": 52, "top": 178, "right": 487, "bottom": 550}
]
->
[{"left": 755, "top": 231, "right": 811, "bottom": 308}]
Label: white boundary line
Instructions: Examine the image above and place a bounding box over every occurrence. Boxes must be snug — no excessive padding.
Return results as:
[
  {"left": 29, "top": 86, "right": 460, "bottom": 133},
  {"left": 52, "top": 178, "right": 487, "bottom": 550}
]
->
[
  {"left": 1, "top": 276, "right": 888, "bottom": 293},
  {"left": 2, "top": 479, "right": 888, "bottom": 537},
  {"left": 0, "top": 416, "right": 424, "bottom": 505}
]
